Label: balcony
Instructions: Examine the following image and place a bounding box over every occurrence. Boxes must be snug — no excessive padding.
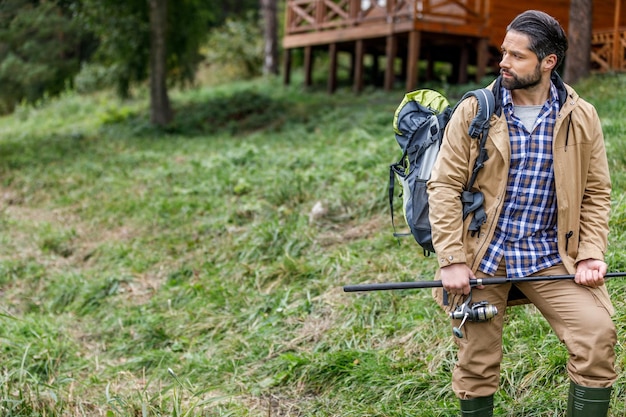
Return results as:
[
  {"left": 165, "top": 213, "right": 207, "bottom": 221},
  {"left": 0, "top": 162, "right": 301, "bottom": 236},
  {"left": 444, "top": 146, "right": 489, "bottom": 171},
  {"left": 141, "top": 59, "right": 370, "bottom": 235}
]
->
[{"left": 283, "top": 0, "right": 489, "bottom": 48}]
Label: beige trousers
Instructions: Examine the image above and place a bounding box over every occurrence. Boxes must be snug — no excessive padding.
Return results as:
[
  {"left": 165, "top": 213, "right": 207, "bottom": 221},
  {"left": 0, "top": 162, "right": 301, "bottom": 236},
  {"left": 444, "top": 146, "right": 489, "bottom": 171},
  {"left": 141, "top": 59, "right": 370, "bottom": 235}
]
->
[{"left": 447, "top": 263, "right": 617, "bottom": 399}]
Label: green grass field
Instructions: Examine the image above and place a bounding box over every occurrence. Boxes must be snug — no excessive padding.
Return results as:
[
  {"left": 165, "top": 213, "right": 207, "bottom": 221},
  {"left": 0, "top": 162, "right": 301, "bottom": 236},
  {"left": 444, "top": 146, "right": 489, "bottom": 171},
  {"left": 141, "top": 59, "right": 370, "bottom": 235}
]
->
[{"left": 0, "top": 74, "right": 625, "bottom": 416}]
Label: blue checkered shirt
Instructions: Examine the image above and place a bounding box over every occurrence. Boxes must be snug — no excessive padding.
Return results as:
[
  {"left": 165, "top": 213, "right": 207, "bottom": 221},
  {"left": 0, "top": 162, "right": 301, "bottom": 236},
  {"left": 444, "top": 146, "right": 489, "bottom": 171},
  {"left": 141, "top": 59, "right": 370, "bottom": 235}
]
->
[{"left": 478, "top": 83, "right": 562, "bottom": 278}]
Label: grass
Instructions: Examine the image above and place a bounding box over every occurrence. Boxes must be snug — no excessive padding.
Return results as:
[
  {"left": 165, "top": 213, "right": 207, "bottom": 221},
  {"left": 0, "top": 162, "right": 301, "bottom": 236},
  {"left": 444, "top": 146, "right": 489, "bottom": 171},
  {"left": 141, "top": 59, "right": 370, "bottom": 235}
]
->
[{"left": 0, "top": 74, "right": 625, "bottom": 416}]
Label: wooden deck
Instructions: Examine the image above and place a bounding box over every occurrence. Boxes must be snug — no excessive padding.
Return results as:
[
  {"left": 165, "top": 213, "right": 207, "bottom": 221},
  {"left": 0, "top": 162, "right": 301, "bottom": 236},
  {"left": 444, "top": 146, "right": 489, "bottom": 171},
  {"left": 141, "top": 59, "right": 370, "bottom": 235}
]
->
[
  {"left": 284, "top": 0, "right": 489, "bottom": 48},
  {"left": 283, "top": 0, "right": 493, "bottom": 92},
  {"left": 282, "top": 0, "right": 626, "bottom": 93}
]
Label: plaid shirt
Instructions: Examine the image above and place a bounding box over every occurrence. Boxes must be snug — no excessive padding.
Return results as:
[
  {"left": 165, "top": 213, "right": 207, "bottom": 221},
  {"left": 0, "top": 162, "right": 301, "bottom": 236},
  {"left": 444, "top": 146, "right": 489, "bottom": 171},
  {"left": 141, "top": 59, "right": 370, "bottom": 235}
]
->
[{"left": 479, "top": 83, "right": 562, "bottom": 278}]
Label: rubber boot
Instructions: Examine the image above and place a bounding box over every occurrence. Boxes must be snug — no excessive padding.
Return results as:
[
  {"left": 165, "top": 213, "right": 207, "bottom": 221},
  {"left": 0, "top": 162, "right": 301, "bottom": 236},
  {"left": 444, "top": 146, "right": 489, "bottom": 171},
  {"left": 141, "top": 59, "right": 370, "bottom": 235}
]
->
[
  {"left": 459, "top": 395, "right": 493, "bottom": 416},
  {"left": 567, "top": 381, "right": 611, "bottom": 416}
]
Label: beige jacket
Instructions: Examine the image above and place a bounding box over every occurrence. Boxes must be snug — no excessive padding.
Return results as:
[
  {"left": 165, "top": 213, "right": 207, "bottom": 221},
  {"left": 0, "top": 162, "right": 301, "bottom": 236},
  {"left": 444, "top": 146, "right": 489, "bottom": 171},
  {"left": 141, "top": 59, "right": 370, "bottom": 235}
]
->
[{"left": 427, "top": 77, "right": 612, "bottom": 307}]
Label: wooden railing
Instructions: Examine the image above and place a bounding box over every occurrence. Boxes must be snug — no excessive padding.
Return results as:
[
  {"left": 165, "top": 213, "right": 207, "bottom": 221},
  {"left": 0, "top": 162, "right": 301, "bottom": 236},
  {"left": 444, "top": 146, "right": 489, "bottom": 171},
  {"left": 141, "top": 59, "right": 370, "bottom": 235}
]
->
[
  {"left": 591, "top": 27, "right": 626, "bottom": 72},
  {"left": 284, "top": 0, "right": 487, "bottom": 35},
  {"left": 285, "top": 0, "right": 409, "bottom": 33},
  {"left": 414, "top": 0, "right": 486, "bottom": 27}
]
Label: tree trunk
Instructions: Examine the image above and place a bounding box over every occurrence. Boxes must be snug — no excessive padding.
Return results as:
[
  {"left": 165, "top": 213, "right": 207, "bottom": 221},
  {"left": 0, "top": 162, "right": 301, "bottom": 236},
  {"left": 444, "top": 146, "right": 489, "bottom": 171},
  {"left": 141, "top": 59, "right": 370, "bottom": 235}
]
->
[
  {"left": 260, "top": 0, "right": 279, "bottom": 75},
  {"left": 148, "top": 0, "right": 172, "bottom": 126},
  {"left": 563, "top": 0, "right": 592, "bottom": 85}
]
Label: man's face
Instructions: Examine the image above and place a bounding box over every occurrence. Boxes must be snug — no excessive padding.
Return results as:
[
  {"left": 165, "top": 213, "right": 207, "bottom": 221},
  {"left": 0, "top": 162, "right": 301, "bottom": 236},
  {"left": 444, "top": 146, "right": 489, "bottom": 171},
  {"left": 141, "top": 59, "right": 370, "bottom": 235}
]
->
[{"left": 499, "top": 30, "right": 543, "bottom": 90}]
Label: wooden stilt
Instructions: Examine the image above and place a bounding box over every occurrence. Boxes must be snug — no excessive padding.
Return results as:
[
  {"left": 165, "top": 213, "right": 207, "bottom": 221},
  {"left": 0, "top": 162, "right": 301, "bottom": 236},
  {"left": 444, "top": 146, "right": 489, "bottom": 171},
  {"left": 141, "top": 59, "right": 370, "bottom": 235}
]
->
[
  {"left": 328, "top": 42, "right": 338, "bottom": 93},
  {"left": 457, "top": 43, "right": 469, "bottom": 84},
  {"left": 283, "top": 48, "right": 292, "bottom": 85},
  {"left": 406, "top": 30, "right": 421, "bottom": 91},
  {"left": 304, "top": 46, "right": 313, "bottom": 87},
  {"left": 385, "top": 34, "right": 397, "bottom": 91},
  {"left": 476, "top": 37, "right": 488, "bottom": 82},
  {"left": 354, "top": 39, "right": 364, "bottom": 93}
]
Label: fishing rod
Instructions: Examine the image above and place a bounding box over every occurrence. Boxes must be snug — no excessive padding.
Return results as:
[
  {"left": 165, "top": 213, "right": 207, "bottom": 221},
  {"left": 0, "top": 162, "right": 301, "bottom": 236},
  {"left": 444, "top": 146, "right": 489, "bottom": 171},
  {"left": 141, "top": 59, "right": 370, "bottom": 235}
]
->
[
  {"left": 343, "top": 272, "right": 626, "bottom": 293},
  {"left": 344, "top": 272, "right": 626, "bottom": 338}
]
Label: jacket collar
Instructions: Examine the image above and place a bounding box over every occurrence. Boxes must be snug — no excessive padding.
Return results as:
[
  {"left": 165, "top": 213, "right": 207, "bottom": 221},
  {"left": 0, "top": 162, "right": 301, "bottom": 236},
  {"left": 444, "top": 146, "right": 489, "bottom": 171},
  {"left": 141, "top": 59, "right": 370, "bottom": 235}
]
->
[{"left": 550, "top": 71, "right": 569, "bottom": 106}]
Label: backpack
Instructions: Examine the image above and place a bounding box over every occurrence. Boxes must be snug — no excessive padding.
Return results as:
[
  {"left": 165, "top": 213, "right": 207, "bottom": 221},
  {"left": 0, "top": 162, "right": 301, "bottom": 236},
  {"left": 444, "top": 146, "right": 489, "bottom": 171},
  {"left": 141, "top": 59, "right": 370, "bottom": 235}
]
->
[{"left": 389, "top": 87, "right": 496, "bottom": 254}]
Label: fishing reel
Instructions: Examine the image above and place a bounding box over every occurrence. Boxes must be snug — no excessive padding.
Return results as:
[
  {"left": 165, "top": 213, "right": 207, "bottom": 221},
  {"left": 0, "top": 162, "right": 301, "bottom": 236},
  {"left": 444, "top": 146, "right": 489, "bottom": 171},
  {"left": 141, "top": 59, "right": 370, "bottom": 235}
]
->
[{"left": 449, "top": 291, "right": 498, "bottom": 338}]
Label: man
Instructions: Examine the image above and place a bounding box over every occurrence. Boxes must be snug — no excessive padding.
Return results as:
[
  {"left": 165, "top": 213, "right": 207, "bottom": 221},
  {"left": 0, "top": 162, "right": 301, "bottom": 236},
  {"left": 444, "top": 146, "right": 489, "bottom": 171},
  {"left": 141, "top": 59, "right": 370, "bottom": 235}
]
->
[{"left": 428, "top": 10, "right": 616, "bottom": 416}]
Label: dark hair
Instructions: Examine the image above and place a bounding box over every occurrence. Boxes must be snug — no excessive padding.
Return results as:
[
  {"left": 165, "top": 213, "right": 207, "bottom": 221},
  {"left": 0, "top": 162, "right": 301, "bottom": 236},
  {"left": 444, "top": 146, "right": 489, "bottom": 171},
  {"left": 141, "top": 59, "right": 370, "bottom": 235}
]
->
[{"left": 507, "top": 10, "right": 568, "bottom": 70}]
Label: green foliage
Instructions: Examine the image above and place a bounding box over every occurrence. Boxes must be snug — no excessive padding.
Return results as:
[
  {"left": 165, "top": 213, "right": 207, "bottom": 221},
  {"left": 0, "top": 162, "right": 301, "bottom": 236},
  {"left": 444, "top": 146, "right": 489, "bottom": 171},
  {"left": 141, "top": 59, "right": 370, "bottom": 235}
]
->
[
  {"left": 167, "top": 0, "right": 215, "bottom": 84},
  {"left": 75, "top": 0, "right": 150, "bottom": 98},
  {"left": 75, "top": 0, "right": 219, "bottom": 98},
  {"left": 0, "top": 0, "right": 266, "bottom": 116},
  {"left": 73, "top": 63, "right": 120, "bottom": 94},
  {"left": 203, "top": 14, "right": 264, "bottom": 83},
  {"left": 0, "top": 74, "right": 625, "bottom": 416},
  {"left": 168, "top": 89, "right": 287, "bottom": 135},
  {"left": 0, "top": 0, "right": 85, "bottom": 113}
]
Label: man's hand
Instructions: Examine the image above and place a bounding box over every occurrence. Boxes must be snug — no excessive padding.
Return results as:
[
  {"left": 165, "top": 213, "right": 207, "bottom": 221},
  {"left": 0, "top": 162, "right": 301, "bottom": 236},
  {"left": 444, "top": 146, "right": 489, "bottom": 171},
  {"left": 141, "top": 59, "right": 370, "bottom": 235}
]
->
[
  {"left": 440, "top": 263, "right": 475, "bottom": 296},
  {"left": 575, "top": 258, "right": 608, "bottom": 288}
]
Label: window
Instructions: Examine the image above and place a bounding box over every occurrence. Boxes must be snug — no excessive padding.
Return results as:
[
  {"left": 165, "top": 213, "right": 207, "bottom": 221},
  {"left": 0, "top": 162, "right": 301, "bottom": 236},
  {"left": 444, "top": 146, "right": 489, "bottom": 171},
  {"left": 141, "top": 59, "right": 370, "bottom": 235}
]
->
[{"left": 361, "top": 0, "right": 386, "bottom": 10}]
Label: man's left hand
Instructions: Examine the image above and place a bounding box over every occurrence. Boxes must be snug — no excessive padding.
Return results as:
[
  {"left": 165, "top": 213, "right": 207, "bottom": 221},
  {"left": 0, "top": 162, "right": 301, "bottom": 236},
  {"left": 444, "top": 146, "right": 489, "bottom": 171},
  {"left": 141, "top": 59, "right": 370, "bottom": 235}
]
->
[{"left": 575, "top": 258, "right": 608, "bottom": 288}]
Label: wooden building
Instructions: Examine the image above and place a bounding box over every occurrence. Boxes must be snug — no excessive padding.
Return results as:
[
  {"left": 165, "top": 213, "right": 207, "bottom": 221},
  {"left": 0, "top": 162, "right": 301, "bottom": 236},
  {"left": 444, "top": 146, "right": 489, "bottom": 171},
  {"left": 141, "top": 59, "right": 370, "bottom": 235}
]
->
[{"left": 282, "top": 0, "right": 626, "bottom": 93}]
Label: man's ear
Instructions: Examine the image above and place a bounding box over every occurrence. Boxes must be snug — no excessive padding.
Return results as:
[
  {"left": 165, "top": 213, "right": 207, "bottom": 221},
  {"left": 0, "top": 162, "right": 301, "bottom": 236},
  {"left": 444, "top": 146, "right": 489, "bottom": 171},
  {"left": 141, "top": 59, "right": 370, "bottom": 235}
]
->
[{"left": 543, "top": 53, "right": 558, "bottom": 71}]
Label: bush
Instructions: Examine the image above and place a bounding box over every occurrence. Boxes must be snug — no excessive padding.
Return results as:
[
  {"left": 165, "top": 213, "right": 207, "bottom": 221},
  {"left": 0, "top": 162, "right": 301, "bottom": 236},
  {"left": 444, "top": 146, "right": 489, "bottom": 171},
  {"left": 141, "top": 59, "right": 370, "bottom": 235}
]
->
[{"left": 200, "top": 14, "right": 264, "bottom": 84}]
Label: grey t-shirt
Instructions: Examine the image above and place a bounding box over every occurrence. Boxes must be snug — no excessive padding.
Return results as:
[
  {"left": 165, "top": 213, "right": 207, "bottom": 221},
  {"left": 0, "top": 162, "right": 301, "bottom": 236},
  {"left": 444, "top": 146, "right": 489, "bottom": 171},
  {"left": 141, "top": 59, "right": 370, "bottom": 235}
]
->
[{"left": 513, "top": 104, "right": 543, "bottom": 132}]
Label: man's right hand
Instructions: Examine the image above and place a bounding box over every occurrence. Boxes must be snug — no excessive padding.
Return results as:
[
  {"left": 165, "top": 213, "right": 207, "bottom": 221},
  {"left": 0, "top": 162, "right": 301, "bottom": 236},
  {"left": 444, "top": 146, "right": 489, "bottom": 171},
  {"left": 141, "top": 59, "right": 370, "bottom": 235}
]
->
[{"left": 440, "top": 263, "right": 475, "bottom": 295}]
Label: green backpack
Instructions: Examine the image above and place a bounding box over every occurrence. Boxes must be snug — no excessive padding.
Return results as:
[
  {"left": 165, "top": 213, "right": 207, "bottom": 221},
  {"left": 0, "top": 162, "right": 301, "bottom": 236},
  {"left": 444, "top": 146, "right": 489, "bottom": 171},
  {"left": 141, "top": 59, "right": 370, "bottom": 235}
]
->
[{"left": 389, "top": 88, "right": 496, "bottom": 254}]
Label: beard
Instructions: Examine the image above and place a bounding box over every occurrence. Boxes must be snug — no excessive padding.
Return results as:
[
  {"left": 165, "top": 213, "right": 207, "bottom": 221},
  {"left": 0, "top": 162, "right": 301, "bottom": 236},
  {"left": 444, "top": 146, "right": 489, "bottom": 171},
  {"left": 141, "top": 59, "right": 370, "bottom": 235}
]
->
[{"left": 501, "top": 63, "right": 542, "bottom": 90}]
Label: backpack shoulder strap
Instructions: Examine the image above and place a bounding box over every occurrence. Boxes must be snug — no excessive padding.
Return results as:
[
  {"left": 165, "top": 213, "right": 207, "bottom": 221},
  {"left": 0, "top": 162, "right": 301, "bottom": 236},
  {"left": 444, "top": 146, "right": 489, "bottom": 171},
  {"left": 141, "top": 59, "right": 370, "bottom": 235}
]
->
[
  {"left": 450, "top": 87, "right": 496, "bottom": 190},
  {"left": 457, "top": 88, "right": 497, "bottom": 236},
  {"left": 453, "top": 88, "right": 496, "bottom": 139}
]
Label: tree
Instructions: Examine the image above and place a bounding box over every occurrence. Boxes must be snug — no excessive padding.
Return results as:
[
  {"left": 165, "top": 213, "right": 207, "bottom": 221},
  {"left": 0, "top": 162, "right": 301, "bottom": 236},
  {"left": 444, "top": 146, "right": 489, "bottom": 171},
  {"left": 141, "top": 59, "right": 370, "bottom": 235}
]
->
[
  {"left": 148, "top": 0, "right": 171, "bottom": 126},
  {"left": 563, "top": 0, "right": 592, "bottom": 84},
  {"left": 261, "top": 0, "right": 278, "bottom": 76},
  {"left": 0, "top": 0, "right": 86, "bottom": 113}
]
